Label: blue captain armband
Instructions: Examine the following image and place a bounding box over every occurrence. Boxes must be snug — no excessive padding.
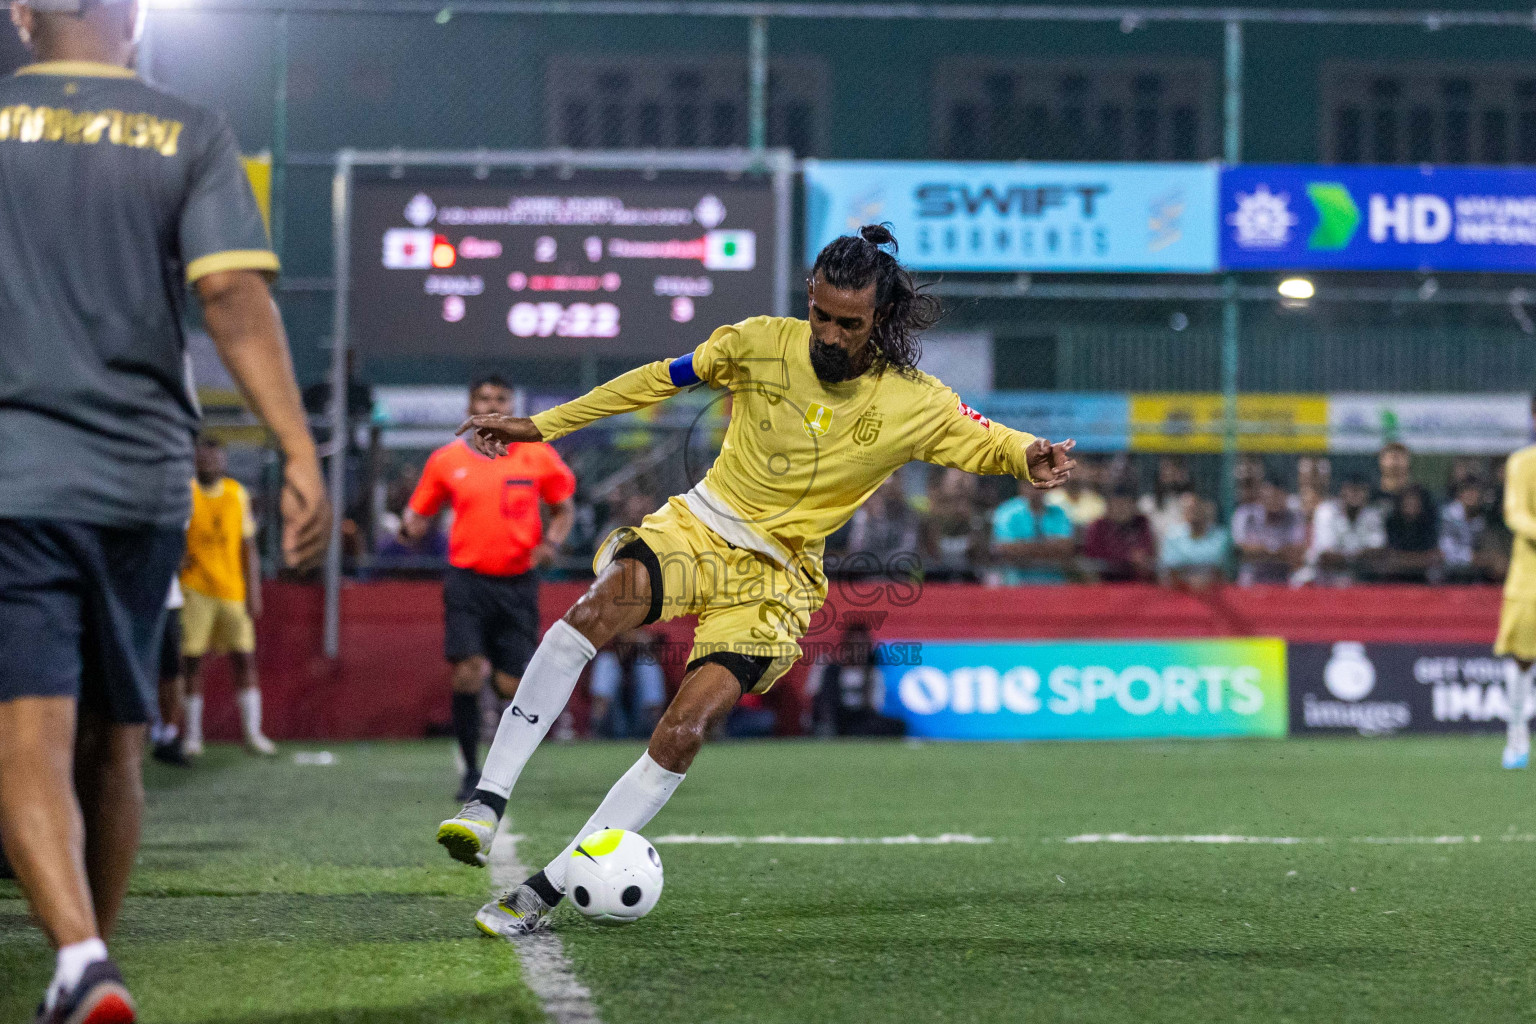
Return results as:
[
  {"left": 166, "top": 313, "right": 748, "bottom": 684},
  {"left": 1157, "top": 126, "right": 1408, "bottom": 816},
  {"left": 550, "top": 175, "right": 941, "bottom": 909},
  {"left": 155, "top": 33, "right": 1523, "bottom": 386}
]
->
[{"left": 667, "top": 354, "right": 701, "bottom": 387}]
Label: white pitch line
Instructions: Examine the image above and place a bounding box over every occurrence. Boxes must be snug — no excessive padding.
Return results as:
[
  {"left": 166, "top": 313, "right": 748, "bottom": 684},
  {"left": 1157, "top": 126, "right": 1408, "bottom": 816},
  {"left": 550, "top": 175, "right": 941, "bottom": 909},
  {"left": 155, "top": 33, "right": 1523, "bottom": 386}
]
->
[
  {"left": 649, "top": 833, "right": 994, "bottom": 845},
  {"left": 1061, "top": 833, "right": 1536, "bottom": 845},
  {"left": 488, "top": 818, "right": 603, "bottom": 1024}
]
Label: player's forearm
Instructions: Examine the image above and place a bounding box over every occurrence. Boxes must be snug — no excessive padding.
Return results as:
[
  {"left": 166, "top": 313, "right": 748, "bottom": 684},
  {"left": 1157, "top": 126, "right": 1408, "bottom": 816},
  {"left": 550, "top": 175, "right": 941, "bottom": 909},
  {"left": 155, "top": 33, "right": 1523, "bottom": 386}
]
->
[
  {"left": 544, "top": 501, "right": 576, "bottom": 548},
  {"left": 530, "top": 360, "right": 681, "bottom": 442},
  {"left": 925, "top": 423, "right": 1037, "bottom": 479},
  {"left": 198, "top": 271, "right": 318, "bottom": 470},
  {"left": 1505, "top": 474, "right": 1536, "bottom": 541}
]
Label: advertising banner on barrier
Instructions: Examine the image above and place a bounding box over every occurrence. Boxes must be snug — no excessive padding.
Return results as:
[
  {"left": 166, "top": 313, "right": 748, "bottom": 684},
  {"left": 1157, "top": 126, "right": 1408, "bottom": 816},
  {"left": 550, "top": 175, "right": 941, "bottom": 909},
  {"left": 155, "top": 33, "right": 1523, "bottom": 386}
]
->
[
  {"left": 1221, "top": 165, "right": 1536, "bottom": 271},
  {"left": 882, "top": 639, "right": 1288, "bottom": 740},
  {"left": 803, "top": 161, "right": 1220, "bottom": 272},
  {"left": 1128, "top": 393, "right": 1329, "bottom": 453},
  {"left": 1327, "top": 393, "right": 1530, "bottom": 455},
  {"left": 977, "top": 392, "right": 1129, "bottom": 452},
  {"left": 1289, "top": 642, "right": 1532, "bottom": 737}
]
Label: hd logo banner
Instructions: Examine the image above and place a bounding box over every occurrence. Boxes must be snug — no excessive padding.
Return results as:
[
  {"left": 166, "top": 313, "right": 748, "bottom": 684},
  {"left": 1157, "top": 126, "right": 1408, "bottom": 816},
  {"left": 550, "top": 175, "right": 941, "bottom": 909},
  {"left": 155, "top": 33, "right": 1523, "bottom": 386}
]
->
[
  {"left": 1221, "top": 165, "right": 1536, "bottom": 271},
  {"left": 882, "top": 639, "right": 1287, "bottom": 740},
  {"left": 803, "top": 161, "right": 1219, "bottom": 272}
]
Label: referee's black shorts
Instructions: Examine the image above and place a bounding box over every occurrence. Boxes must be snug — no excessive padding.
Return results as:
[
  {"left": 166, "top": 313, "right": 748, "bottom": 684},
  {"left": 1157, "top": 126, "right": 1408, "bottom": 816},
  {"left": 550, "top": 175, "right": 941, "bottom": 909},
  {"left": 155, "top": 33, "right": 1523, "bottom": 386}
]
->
[
  {"left": 443, "top": 566, "right": 540, "bottom": 678},
  {"left": 0, "top": 519, "right": 184, "bottom": 724}
]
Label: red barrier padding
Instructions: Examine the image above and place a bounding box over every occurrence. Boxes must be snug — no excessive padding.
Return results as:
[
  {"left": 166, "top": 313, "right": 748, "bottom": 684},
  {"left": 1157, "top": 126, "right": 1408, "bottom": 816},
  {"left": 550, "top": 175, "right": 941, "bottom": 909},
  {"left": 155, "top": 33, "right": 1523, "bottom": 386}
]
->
[{"left": 191, "top": 580, "right": 1503, "bottom": 741}]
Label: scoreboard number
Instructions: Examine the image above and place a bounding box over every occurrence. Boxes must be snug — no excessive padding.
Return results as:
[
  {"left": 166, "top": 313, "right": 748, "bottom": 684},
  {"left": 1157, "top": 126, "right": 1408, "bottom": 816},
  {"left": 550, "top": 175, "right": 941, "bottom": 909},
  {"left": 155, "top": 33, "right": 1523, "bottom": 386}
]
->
[{"left": 508, "top": 301, "right": 622, "bottom": 339}]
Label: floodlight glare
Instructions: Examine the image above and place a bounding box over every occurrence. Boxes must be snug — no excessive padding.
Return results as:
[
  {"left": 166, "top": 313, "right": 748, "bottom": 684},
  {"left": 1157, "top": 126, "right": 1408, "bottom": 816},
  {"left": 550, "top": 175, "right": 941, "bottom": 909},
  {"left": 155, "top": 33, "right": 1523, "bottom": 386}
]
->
[{"left": 1278, "top": 277, "right": 1315, "bottom": 300}]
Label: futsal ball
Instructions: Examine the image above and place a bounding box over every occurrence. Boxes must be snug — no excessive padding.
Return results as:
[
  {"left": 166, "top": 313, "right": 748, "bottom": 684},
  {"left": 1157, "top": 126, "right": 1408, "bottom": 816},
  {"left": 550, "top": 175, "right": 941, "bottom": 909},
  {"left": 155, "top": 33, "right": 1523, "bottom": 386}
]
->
[{"left": 566, "top": 828, "right": 664, "bottom": 924}]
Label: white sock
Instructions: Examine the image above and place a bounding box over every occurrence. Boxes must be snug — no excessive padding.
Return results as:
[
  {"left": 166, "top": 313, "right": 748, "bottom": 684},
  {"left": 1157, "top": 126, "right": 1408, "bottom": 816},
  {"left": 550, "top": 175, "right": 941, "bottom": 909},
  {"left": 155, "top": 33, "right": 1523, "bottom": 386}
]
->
[
  {"left": 1508, "top": 664, "right": 1532, "bottom": 753},
  {"left": 184, "top": 694, "right": 204, "bottom": 747},
  {"left": 477, "top": 619, "right": 596, "bottom": 801},
  {"left": 237, "top": 688, "right": 264, "bottom": 739},
  {"left": 46, "top": 938, "right": 108, "bottom": 1010},
  {"left": 542, "top": 752, "right": 685, "bottom": 893}
]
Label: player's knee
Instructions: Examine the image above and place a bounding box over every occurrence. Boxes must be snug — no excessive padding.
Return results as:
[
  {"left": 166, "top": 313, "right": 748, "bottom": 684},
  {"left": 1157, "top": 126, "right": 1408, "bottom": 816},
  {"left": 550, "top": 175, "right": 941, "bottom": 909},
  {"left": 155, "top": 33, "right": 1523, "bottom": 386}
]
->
[
  {"left": 649, "top": 714, "right": 708, "bottom": 771},
  {"left": 451, "top": 658, "right": 488, "bottom": 692},
  {"left": 563, "top": 582, "right": 639, "bottom": 647}
]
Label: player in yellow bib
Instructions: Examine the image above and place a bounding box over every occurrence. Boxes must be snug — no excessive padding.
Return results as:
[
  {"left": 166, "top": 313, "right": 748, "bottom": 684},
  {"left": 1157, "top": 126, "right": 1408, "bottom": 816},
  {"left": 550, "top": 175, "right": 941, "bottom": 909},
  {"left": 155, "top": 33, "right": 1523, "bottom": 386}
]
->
[
  {"left": 1495, "top": 396, "right": 1536, "bottom": 769},
  {"left": 180, "top": 435, "right": 273, "bottom": 756},
  {"left": 437, "top": 225, "right": 1076, "bottom": 936}
]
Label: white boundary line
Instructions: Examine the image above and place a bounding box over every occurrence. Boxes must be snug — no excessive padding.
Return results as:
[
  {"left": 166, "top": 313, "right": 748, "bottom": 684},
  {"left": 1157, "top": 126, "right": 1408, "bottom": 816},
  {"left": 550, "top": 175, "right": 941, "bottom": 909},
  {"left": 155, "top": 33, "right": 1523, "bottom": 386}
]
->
[
  {"left": 1061, "top": 833, "right": 1536, "bottom": 845},
  {"left": 649, "top": 833, "right": 995, "bottom": 845},
  {"left": 489, "top": 819, "right": 603, "bottom": 1024}
]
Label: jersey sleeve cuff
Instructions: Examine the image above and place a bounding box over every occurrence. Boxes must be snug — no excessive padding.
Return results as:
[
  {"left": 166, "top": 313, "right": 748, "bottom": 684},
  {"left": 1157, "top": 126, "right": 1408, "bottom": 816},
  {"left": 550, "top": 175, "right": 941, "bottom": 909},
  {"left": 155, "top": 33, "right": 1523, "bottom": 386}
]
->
[{"left": 186, "top": 249, "right": 281, "bottom": 284}]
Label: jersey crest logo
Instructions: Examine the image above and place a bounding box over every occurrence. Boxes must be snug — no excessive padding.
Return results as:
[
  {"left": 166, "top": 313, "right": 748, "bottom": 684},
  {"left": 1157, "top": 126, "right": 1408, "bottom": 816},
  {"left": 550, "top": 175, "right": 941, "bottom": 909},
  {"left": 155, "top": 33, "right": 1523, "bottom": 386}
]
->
[
  {"left": 957, "top": 399, "right": 992, "bottom": 429},
  {"left": 803, "top": 403, "right": 833, "bottom": 438},
  {"left": 852, "top": 410, "right": 883, "bottom": 446}
]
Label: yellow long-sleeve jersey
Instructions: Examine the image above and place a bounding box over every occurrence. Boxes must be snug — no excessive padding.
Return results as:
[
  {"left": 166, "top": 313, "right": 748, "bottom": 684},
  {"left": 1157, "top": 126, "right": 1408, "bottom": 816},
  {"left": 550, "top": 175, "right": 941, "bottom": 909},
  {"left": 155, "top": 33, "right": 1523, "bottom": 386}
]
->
[
  {"left": 532, "top": 315, "right": 1038, "bottom": 580},
  {"left": 1504, "top": 445, "right": 1536, "bottom": 598}
]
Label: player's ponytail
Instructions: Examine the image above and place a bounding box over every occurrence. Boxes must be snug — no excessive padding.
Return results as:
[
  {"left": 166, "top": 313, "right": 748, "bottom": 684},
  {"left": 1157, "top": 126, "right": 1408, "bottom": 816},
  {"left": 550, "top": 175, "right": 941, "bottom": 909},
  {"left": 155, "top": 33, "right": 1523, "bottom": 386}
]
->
[{"left": 811, "top": 224, "right": 943, "bottom": 378}]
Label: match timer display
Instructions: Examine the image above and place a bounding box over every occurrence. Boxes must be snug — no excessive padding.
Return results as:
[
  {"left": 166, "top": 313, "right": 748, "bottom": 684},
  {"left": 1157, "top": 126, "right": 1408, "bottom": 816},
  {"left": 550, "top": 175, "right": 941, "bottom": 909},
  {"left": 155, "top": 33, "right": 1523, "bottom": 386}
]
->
[{"left": 350, "top": 170, "right": 779, "bottom": 359}]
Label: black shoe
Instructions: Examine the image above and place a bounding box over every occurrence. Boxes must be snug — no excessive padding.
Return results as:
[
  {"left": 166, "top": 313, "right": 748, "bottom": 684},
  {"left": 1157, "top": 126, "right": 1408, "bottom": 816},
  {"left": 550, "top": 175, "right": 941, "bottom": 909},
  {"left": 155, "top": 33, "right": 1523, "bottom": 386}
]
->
[
  {"left": 34, "top": 958, "right": 135, "bottom": 1024},
  {"left": 455, "top": 769, "right": 481, "bottom": 803},
  {"left": 151, "top": 741, "right": 189, "bottom": 767}
]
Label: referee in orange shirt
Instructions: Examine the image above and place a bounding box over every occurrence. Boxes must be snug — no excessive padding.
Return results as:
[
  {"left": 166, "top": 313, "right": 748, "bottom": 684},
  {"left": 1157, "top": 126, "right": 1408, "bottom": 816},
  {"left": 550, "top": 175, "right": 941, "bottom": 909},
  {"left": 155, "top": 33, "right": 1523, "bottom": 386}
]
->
[{"left": 400, "top": 375, "right": 576, "bottom": 800}]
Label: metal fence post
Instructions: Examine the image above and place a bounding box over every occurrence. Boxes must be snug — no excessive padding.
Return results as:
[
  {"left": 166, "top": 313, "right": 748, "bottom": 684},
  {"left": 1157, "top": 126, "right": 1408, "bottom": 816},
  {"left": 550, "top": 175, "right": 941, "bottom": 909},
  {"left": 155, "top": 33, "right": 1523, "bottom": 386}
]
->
[
  {"left": 1221, "top": 18, "right": 1243, "bottom": 521},
  {"left": 748, "top": 15, "right": 768, "bottom": 153},
  {"left": 322, "top": 154, "right": 353, "bottom": 659},
  {"left": 272, "top": 10, "right": 289, "bottom": 260}
]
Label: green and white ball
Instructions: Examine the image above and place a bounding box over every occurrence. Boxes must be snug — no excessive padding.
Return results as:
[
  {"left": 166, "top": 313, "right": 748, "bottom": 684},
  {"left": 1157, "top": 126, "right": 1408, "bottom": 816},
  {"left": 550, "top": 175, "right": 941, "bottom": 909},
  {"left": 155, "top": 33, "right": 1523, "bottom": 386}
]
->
[{"left": 566, "top": 828, "right": 664, "bottom": 924}]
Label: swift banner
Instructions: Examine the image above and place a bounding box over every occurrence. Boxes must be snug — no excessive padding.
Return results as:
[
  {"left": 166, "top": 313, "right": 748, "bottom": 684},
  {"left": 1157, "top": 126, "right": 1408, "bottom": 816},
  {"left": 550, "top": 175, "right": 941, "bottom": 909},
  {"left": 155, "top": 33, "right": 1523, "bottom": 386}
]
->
[
  {"left": 1221, "top": 165, "right": 1536, "bottom": 271},
  {"left": 881, "top": 639, "right": 1288, "bottom": 740},
  {"left": 803, "top": 161, "right": 1219, "bottom": 272}
]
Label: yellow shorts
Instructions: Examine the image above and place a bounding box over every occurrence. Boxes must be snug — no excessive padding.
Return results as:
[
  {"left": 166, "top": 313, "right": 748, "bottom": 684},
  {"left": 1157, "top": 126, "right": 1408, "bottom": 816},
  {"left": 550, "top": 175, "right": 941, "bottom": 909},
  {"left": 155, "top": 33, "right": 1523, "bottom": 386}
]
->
[
  {"left": 181, "top": 588, "right": 256, "bottom": 657},
  {"left": 1495, "top": 596, "right": 1536, "bottom": 662},
  {"left": 593, "top": 496, "right": 825, "bottom": 694}
]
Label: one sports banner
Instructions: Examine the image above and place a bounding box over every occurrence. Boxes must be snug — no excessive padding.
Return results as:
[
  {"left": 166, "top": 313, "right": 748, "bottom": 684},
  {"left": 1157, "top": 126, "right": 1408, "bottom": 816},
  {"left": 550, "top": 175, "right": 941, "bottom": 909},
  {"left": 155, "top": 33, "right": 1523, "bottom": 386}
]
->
[
  {"left": 803, "top": 161, "right": 1220, "bottom": 272},
  {"left": 880, "top": 639, "right": 1288, "bottom": 740},
  {"left": 1221, "top": 165, "right": 1536, "bottom": 271}
]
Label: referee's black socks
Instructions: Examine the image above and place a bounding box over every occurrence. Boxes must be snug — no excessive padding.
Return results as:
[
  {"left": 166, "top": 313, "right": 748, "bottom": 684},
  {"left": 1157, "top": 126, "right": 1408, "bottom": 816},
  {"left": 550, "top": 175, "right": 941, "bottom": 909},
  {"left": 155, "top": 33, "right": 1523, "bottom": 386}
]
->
[{"left": 451, "top": 692, "right": 480, "bottom": 777}]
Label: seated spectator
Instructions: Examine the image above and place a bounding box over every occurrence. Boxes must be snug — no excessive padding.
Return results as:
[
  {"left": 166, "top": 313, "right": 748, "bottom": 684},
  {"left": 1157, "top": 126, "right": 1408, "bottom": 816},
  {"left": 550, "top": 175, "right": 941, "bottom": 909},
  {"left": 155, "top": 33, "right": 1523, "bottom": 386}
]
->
[
  {"left": 919, "top": 468, "right": 985, "bottom": 582},
  {"left": 1081, "top": 487, "right": 1156, "bottom": 582},
  {"left": 810, "top": 623, "right": 906, "bottom": 739},
  {"left": 1301, "top": 475, "right": 1385, "bottom": 586},
  {"left": 1440, "top": 476, "right": 1493, "bottom": 583},
  {"left": 989, "top": 479, "right": 1075, "bottom": 585},
  {"left": 1139, "top": 456, "right": 1194, "bottom": 542},
  {"left": 588, "top": 629, "right": 667, "bottom": 739},
  {"left": 1380, "top": 484, "right": 1441, "bottom": 583},
  {"left": 1232, "top": 479, "right": 1306, "bottom": 585},
  {"left": 1158, "top": 494, "right": 1230, "bottom": 587},
  {"left": 1043, "top": 457, "right": 1107, "bottom": 530},
  {"left": 1373, "top": 441, "right": 1413, "bottom": 514},
  {"left": 842, "top": 476, "right": 920, "bottom": 577}
]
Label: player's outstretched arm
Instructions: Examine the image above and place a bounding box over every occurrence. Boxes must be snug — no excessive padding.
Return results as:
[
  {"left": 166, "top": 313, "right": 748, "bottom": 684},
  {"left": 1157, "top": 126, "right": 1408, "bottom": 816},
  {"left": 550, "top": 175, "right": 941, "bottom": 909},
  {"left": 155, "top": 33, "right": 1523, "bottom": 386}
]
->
[
  {"left": 198, "top": 268, "right": 332, "bottom": 570},
  {"left": 1506, "top": 453, "right": 1536, "bottom": 541},
  {"left": 915, "top": 385, "right": 1076, "bottom": 488}
]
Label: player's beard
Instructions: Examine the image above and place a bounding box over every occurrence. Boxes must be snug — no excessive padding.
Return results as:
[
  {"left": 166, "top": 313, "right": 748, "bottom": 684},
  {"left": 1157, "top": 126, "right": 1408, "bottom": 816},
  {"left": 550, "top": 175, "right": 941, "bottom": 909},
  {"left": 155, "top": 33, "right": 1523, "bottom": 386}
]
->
[{"left": 810, "top": 339, "right": 856, "bottom": 383}]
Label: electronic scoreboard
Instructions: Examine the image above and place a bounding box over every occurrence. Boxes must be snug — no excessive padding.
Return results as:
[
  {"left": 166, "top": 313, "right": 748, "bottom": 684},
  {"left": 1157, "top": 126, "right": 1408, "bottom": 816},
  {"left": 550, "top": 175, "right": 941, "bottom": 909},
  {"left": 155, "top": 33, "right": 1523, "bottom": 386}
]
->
[{"left": 349, "top": 169, "right": 781, "bottom": 360}]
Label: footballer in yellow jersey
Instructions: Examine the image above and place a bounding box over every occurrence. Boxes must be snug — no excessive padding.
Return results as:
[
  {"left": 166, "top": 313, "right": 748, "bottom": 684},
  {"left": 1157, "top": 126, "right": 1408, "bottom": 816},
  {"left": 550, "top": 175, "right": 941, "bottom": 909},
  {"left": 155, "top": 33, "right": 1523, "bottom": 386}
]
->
[
  {"left": 436, "top": 226, "right": 1075, "bottom": 933},
  {"left": 179, "top": 436, "right": 276, "bottom": 757},
  {"left": 1496, "top": 412, "right": 1536, "bottom": 769}
]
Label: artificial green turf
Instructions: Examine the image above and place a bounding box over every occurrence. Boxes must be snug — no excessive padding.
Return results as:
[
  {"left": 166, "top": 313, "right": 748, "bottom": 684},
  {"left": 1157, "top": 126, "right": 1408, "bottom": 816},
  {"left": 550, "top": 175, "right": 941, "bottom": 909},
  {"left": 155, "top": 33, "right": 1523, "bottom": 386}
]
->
[
  {"left": 3, "top": 737, "right": 1534, "bottom": 1022},
  {"left": 0, "top": 744, "right": 543, "bottom": 1024}
]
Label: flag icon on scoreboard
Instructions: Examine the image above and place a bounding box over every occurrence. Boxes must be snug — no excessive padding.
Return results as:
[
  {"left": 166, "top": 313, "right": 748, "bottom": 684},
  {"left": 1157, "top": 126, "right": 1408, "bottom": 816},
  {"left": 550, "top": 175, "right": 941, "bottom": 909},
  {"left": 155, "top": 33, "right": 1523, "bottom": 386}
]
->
[
  {"left": 383, "top": 228, "right": 435, "bottom": 269},
  {"left": 703, "top": 229, "right": 756, "bottom": 270}
]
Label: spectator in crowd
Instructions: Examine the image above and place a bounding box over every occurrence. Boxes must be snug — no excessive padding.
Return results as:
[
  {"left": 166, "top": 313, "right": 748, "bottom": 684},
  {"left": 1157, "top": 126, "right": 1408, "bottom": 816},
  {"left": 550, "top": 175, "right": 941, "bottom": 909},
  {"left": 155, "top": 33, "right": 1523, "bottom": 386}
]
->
[
  {"left": 989, "top": 478, "right": 1075, "bottom": 585},
  {"left": 1448, "top": 457, "right": 1484, "bottom": 501},
  {"left": 1139, "top": 456, "right": 1195, "bottom": 542},
  {"left": 1440, "top": 476, "right": 1493, "bottom": 583},
  {"left": 1043, "top": 456, "right": 1107, "bottom": 530},
  {"left": 845, "top": 476, "right": 920, "bottom": 573},
  {"left": 1374, "top": 442, "right": 1413, "bottom": 512},
  {"left": 810, "top": 623, "right": 906, "bottom": 738},
  {"left": 1232, "top": 478, "right": 1307, "bottom": 585},
  {"left": 1158, "top": 494, "right": 1230, "bottom": 588},
  {"left": 1300, "top": 475, "right": 1385, "bottom": 586},
  {"left": 1081, "top": 486, "right": 1157, "bottom": 582},
  {"left": 1234, "top": 454, "right": 1265, "bottom": 510},
  {"left": 588, "top": 629, "right": 667, "bottom": 739},
  {"left": 919, "top": 468, "right": 985, "bottom": 582},
  {"left": 1380, "top": 484, "right": 1441, "bottom": 583}
]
